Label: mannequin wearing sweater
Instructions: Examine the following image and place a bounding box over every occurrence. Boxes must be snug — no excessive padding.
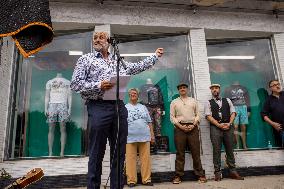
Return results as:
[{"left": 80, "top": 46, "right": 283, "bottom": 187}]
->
[{"left": 45, "top": 73, "right": 72, "bottom": 156}]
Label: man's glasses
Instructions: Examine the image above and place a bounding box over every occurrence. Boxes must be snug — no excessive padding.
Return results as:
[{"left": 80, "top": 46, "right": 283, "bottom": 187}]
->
[{"left": 270, "top": 83, "right": 280, "bottom": 88}]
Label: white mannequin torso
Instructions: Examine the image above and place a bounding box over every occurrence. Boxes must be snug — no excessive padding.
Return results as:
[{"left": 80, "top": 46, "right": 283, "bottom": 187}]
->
[{"left": 46, "top": 77, "right": 71, "bottom": 104}]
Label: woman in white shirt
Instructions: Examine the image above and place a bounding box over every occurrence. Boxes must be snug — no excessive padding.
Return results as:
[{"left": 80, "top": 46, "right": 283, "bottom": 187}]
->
[{"left": 125, "top": 88, "right": 155, "bottom": 187}]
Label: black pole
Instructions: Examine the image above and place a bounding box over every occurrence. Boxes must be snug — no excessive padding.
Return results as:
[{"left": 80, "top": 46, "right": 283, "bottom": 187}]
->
[
  {"left": 112, "top": 38, "right": 121, "bottom": 189},
  {"left": 104, "top": 38, "right": 124, "bottom": 189}
]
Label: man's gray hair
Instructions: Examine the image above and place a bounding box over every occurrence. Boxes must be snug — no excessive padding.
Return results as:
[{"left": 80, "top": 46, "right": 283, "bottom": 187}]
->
[{"left": 93, "top": 31, "right": 110, "bottom": 41}]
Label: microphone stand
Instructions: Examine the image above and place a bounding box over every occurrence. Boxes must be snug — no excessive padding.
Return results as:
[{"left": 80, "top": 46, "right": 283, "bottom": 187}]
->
[
  {"left": 111, "top": 38, "right": 123, "bottom": 189},
  {"left": 104, "top": 38, "right": 127, "bottom": 189}
]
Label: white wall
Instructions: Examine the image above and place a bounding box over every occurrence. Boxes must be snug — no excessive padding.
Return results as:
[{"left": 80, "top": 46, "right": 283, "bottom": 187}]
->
[
  {"left": 273, "top": 33, "right": 284, "bottom": 84},
  {"left": 0, "top": 37, "right": 15, "bottom": 162},
  {"left": 50, "top": 3, "right": 284, "bottom": 33}
]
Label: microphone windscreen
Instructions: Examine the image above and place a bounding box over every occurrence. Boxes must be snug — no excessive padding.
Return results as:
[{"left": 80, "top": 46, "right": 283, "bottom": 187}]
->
[{"left": 0, "top": 0, "right": 54, "bottom": 57}]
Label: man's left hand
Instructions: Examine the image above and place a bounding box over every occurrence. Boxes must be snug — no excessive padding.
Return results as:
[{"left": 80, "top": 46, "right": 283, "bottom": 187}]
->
[
  {"left": 155, "top": 48, "right": 164, "bottom": 57},
  {"left": 185, "top": 124, "right": 195, "bottom": 132},
  {"left": 101, "top": 81, "right": 114, "bottom": 91},
  {"left": 222, "top": 123, "right": 230, "bottom": 130}
]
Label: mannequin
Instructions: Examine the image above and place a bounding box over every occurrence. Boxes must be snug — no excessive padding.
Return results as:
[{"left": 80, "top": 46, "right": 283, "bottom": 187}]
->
[
  {"left": 139, "top": 78, "right": 165, "bottom": 152},
  {"left": 45, "top": 73, "right": 72, "bottom": 156},
  {"left": 224, "top": 81, "right": 250, "bottom": 149}
]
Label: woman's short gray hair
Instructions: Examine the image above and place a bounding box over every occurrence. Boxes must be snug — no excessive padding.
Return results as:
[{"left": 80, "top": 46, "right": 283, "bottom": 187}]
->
[{"left": 128, "top": 88, "right": 139, "bottom": 95}]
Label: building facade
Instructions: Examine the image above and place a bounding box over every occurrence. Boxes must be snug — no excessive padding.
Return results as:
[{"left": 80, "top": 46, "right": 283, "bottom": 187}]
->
[{"left": 0, "top": 0, "right": 284, "bottom": 187}]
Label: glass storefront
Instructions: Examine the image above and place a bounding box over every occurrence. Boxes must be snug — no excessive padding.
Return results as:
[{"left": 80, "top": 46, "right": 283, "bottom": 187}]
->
[
  {"left": 119, "top": 35, "right": 192, "bottom": 152},
  {"left": 10, "top": 32, "right": 93, "bottom": 158},
  {"left": 8, "top": 30, "right": 280, "bottom": 159},
  {"left": 207, "top": 38, "right": 278, "bottom": 149},
  {"left": 9, "top": 31, "right": 192, "bottom": 158}
]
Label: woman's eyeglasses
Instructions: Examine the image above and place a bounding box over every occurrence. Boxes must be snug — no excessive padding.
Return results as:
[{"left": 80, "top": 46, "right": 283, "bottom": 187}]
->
[{"left": 270, "top": 83, "right": 280, "bottom": 88}]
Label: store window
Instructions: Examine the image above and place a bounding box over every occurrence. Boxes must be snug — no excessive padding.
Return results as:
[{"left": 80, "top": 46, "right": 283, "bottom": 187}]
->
[
  {"left": 207, "top": 38, "right": 278, "bottom": 149},
  {"left": 10, "top": 31, "right": 92, "bottom": 158},
  {"left": 118, "top": 34, "right": 192, "bottom": 153},
  {"left": 9, "top": 32, "right": 192, "bottom": 158}
]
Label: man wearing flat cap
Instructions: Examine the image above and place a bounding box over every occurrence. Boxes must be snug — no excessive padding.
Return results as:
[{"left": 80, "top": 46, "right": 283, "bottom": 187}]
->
[
  {"left": 204, "top": 84, "right": 244, "bottom": 181},
  {"left": 170, "top": 83, "right": 206, "bottom": 184}
]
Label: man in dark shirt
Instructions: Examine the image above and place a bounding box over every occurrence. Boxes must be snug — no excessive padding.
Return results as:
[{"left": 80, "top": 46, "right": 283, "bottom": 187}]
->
[{"left": 261, "top": 79, "right": 284, "bottom": 147}]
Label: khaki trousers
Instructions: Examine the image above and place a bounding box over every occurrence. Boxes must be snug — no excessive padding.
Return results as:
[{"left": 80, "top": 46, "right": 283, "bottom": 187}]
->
[{"left": 126, "top": 142, "right": 151, "bottom": 184}]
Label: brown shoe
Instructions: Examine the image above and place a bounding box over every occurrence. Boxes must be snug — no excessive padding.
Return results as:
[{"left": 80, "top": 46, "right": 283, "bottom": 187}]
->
[
  {"left": 172, "top": 176, "right": 181, "bottom": 184},
  {"left": 198, "top": 176, "right": 207, "bottom": 183},
  {"left": 214, "top": 172, "right": 222, "bottom": 181},
  {"left": 229, "top": 171, "right": 244, "bottom": 180}
]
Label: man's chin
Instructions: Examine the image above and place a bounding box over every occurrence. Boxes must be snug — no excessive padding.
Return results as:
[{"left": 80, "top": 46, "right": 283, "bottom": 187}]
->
[
  {"left": 94, "top": 48, "right": 102, "bottom": 52},
  {"left": 94, "top": 45, "right": 103, "bottom": 51}
]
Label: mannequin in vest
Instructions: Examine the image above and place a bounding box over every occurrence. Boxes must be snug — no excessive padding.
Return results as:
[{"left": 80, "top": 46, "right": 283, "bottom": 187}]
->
[
  {"left": 205, "top": 84, "right": 244, "bottom": 181},
  {"left": 139, "top": 78, "right": 165, "bottom": 152},
  {"left": 45, "top": 73, "right": 72, "bottom": 156},
  {"left": 224, "top": 81, "right": 250, "bottom": 149}
]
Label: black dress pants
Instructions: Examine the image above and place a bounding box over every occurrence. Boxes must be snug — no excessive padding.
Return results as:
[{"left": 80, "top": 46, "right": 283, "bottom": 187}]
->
[{"left": 87, "top": 100, "right": 128, "bottom": 189}]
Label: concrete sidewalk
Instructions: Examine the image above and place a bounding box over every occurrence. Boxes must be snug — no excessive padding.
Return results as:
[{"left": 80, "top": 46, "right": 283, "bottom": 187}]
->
[{"left": 64, "top": 175, "right": 284, "bottom": 189}]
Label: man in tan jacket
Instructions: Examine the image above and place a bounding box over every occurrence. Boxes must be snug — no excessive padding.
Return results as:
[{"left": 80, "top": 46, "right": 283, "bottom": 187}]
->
[{"left": 170, "top": 83, "right": 206, "bottom": 184}]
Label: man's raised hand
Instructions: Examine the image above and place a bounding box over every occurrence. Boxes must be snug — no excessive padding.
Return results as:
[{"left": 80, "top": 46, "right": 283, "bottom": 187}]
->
[{"left": 155, "top": 48, "right": 164, "bottom": 57}]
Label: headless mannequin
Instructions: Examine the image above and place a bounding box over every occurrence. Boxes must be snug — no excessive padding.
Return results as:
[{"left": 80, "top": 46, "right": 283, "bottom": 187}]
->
[
  {"left": 226, "top": 81, "right": 250, "bottom": 149},
  {"left": 140, "top": 78, "right": 165, "bottom": 152},
  {"left": 140, "top": 78, "right": 164, "bottom": 135},
  {"left": 45, "top": 73, "right": 72, "bottom": 156}
]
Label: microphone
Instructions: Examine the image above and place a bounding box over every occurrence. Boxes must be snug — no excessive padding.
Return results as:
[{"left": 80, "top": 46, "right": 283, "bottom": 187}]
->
[{"left": 108, "top": 37, "right": 118, "bottom": 45}]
